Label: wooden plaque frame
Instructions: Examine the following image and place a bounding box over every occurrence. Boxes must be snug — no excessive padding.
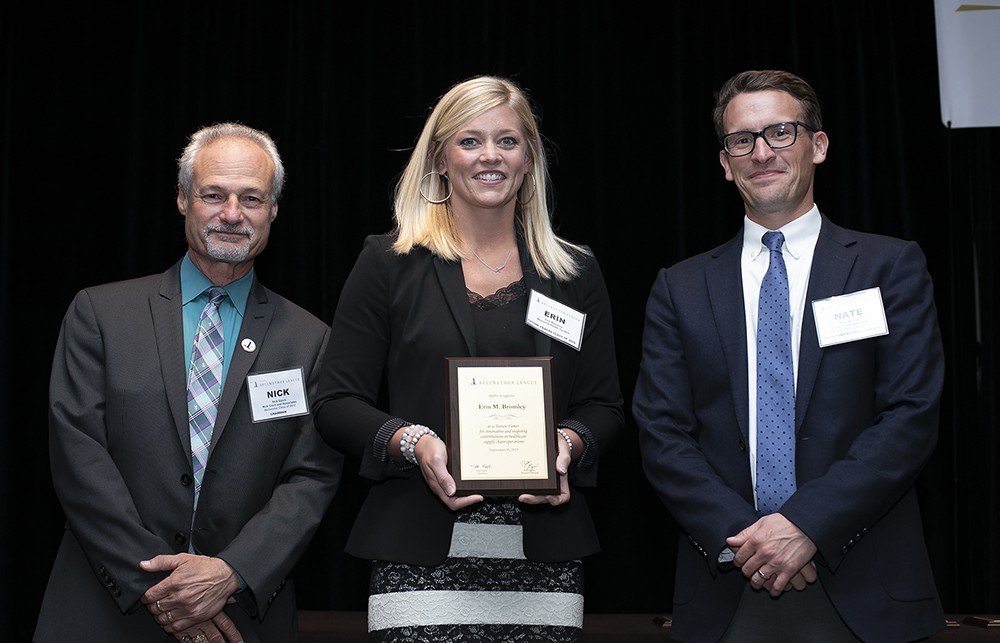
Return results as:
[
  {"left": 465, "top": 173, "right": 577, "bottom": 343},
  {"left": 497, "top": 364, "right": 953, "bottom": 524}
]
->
[{"left": 445, "top": 357, "right": 559, "bottom": 496}]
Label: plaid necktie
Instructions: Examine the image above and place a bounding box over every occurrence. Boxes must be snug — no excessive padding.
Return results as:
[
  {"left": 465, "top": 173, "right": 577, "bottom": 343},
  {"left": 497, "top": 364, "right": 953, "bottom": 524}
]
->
[
  {"left": 756, "top": 231, "right": 796, "bottom": 514},
  {"left": 187, "top": 287, "right": 227, "bottom": 508}
]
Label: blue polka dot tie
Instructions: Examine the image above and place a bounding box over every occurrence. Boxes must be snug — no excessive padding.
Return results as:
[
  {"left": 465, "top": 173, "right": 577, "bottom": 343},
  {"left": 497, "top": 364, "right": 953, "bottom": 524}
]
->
[{"left": 756, "top": 231, "right": 796, "bottom": 515}]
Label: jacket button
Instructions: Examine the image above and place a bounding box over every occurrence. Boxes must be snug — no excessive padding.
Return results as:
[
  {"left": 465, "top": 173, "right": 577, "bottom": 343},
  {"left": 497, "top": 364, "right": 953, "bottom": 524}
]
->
[
  {"left": 174, "top": 533, "right": 188, "bottom": 546},
  {"left": 180, "top": 473, "right": 193, "bottom": 486}
]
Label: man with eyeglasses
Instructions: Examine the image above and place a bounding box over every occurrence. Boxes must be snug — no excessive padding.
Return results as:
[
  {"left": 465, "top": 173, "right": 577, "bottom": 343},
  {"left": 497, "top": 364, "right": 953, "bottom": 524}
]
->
[
  {"left": 35, "top": 123, "right": 343, "bottom": 642},
  {"left": 633, "top": 70, "right": 944, "bottom": 641}
]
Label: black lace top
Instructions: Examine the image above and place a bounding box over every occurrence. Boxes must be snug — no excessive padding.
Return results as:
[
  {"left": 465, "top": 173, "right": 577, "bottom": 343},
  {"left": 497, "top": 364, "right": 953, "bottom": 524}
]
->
[{"left": 467, "top": 279, "right": 533, "bottom": 356}]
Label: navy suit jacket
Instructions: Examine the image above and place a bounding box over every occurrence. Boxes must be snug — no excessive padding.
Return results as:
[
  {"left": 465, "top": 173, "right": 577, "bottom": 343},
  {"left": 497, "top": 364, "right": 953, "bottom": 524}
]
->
[
  {"left": 35, "top": 260, "right": 343, "bottom": 642},
  {"left": 632, "top": 216, "right": 944, "bottom": 643},
  {"left": 313, "top": 234, "right": 624, "bottom": 566}
]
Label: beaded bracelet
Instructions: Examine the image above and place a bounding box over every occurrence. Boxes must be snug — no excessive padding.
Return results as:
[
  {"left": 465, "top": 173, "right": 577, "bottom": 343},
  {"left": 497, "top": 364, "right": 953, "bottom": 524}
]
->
[
  {"left": 400, "top": 424, "right": 438, "bottom": 465},
  {"left": 556, "top": 427, "right": 573, "bottom": 456}
]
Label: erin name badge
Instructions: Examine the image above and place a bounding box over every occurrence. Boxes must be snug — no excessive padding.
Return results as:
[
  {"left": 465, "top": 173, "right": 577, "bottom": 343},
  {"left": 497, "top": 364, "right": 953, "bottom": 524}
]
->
[
  {"left": 247, "top": 367, "right": 310, "bottom": 423},
  {"left": 525, "top": 289, "right": 586, "bottom": 351},
  {"left": 811, "top": 287, "right": 889, "bottom": 348}
]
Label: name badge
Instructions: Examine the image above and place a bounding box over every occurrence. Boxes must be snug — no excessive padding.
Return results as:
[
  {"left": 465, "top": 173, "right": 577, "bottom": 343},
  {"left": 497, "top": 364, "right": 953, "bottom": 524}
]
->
[
  {"left": 811, "top": 287, "right": 889, "bottom": 347},
  {"left": 247, "top": 367, "right": 310, "bottom": 423},
  {"left": 525, "top": 289, "right": 586, "bottom": 351}
]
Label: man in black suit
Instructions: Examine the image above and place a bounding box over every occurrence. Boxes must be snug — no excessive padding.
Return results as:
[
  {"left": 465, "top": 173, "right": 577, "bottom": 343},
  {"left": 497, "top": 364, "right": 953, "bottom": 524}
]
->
[
  {"left": 633, "top": 70, "right": 945, "bottom": 642},
  {"left": 35, "top": 123, "right": 343, "bottom": 642}
]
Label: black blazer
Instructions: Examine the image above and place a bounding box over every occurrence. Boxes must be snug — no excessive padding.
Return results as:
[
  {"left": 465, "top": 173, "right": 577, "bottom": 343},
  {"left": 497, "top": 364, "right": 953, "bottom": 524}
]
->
[
  {"left": 633, "top": 216, "right": 945, "bottom": 643},
  {"left": 314, "top": 234, "right": 624, "bottom": 566}
]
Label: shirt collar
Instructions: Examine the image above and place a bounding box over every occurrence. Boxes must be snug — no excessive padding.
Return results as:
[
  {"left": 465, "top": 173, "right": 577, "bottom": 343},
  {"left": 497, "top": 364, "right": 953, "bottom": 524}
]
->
[
  {"left": 180, "top": 254, "right": 253, "bottom": 315},
  {"left": 743, "top": 205, "right": 821, "bottom": 262}
]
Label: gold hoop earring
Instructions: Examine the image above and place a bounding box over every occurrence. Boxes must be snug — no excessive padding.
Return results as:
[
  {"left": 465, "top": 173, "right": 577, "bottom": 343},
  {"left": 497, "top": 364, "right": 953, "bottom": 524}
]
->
[
  {"left": 516, "top": 173, "right": 536, "bottom": 205},
  {"left": 419, "top": 171, "right": 452, "bottom": 204}
]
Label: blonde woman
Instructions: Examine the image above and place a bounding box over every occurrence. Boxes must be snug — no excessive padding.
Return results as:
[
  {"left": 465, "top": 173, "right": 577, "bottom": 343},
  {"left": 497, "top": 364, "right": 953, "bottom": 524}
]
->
[{"left": 313, "top": 75, "right": 623, "bottom": 642}]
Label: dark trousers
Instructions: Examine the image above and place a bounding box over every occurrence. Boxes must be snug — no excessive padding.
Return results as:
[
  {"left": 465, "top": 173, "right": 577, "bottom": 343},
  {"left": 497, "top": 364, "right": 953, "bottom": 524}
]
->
[{"left": 719, "top": 582, "right": 862, "bottom": 643}]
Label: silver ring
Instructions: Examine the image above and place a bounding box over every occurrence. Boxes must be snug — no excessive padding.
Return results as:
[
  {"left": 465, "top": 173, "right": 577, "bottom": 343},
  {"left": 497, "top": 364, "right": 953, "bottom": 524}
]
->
[
  {"left": 756, "top": 569, "right": 769, "bottom": 580},
  {"left": 166, "top": 610, "right": 174, "bottom": 622},
  {"left": 155, "top": 599, "right": 164, "bottom": 613},
  {"left": 193, "top": 635, "right": 207, "bottom": 643}
]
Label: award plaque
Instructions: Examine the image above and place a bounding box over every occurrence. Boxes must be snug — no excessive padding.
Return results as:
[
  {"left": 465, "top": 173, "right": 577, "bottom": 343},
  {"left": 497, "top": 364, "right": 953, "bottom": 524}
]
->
[{"left": 445, "top": 357, "right": 559, "bottom": 496}]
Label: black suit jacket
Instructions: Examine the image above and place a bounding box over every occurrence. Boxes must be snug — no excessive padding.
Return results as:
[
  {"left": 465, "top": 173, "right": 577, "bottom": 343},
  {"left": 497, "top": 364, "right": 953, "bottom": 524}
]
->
[
  {"left": 632, "top": 216, "right": 945, "bottom": 643},
  {"left": 35, "top": 260, "right": 343, "bottom": 642},
  {"left": 313, "top": 234, "right": 624, "bottom": 566}
]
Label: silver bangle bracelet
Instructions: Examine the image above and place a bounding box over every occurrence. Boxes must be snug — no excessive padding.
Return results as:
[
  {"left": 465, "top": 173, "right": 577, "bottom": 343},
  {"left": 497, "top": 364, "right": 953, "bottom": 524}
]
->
[{"left": 400, "top": 424, "right": 437, "bottom": 465}]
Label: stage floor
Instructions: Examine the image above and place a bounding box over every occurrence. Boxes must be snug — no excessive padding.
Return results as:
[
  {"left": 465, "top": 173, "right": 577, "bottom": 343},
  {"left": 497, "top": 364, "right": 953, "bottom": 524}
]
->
[{"left": 298, "top": 611, "right": 1000, "bottom": 642}]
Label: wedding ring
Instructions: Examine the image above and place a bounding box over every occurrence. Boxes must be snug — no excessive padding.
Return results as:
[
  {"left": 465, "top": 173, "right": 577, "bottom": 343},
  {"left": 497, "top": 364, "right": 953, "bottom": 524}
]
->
[
  {"left": 155, "top": 599, "right": 164, "bottom": 613},
  {"left": 756, "top": 569, "right": 769, "bottom": 580},
  {"left": 166, "top": 610, "right": 174, "bottom": 622}
]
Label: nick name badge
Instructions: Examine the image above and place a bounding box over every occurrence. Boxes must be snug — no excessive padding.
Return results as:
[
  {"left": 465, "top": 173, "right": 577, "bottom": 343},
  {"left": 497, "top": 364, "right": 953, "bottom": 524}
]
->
[
  {"left": 247, "top": 367, "right": 310, "bottom": 423},
  {"left": 811, "top": 287, "right": 888, "bottom": 348},
  {"left": 525, "top": 289, "right": 586, "bottom": 351}
]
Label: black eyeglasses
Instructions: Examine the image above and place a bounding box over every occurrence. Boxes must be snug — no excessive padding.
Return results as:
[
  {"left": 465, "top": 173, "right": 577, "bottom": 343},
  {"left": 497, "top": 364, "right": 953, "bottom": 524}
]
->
[{"left": 721, "top": 121, "right": 816, "bottom": 157}]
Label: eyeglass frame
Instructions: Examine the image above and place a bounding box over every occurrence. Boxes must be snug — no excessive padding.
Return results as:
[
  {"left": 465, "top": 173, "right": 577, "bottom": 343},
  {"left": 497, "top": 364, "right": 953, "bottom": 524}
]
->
[{"left": 720, "top": 121, "right": 817, "bottom": 157}]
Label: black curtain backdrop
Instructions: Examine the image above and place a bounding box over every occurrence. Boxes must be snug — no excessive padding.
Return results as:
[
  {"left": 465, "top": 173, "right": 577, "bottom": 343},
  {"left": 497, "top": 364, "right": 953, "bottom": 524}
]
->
[{"left": 2, "top": 1, "right": 997, "bottom": 639}]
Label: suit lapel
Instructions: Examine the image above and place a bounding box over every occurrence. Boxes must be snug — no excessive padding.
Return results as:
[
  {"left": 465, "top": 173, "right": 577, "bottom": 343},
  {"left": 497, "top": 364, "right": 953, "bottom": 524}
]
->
[
  {"left": 707, "top": 234, "right": 750, "bottom": 439},
  {"left": 519, "top": 239, "right": 553, "bottom": 357},
  {"left": 795, "top": 216, "right": 858, "bottom": 431},
  {"left": 431, "top": 236, "right": 552, "bottom": 357},
  {"left": 433, "top": 255, "right": 477, "bottom": 356},
  {"left": 211, "top": 278, "right": 270, "bottom": 450},
  {"left": 150, "top": 263, "right": 192, "bottom": 451}
]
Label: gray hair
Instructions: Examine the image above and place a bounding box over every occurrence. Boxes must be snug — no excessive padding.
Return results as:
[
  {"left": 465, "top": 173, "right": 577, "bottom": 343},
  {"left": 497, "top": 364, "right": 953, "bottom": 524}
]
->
[{"left": 177, "top": 122, "right": 285, "bottom": 202}]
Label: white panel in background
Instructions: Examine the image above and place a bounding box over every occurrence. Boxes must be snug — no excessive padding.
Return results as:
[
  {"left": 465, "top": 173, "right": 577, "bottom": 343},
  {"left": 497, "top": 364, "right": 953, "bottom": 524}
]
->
[{"left": 934, "top": 1, "right": 1000, "bottom": 128}]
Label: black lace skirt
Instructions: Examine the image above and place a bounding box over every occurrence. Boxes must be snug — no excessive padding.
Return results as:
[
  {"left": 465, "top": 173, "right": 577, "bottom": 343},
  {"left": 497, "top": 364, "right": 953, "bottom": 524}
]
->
[{"left": 367, "top": 498, "right": 584, "bottom": 642}]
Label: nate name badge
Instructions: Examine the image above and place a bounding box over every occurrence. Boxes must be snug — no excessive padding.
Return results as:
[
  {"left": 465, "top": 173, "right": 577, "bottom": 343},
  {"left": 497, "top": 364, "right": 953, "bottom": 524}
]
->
[
  {"left": 525, "top": 289, "right": 586, "bottom": 351},
  {"left": 811, "top": 287, "right": 889, "bottom": 348},
  {"left": 247, "top": 367, "right": 310, "bottom": 423}
]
